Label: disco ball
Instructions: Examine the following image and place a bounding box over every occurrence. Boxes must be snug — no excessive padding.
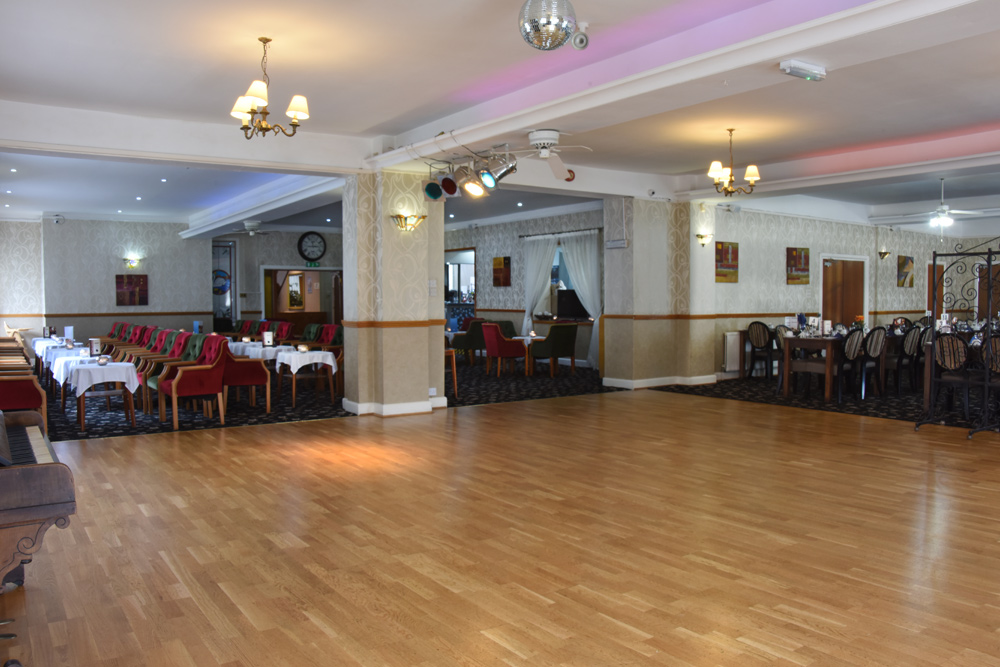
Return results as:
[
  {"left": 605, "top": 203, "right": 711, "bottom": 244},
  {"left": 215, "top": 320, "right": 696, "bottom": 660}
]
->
[{"left": 519, "top": 0, "right": 577, "bottom": 51}]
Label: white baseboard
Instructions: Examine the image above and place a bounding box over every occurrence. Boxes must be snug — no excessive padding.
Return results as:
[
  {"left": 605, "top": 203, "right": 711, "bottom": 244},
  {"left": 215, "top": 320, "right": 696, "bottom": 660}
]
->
[
  {"left": 430, "top": 396, "right": 449, "bottom": 409},
  {"left": 341, "top": 399, "right": 434, "bottom": 416},
  {"left": 603, "top": 374, "right": 717, "bottom": 390},
  {"left": 716, "top": 371, "right": 739, "bottom": 381}
]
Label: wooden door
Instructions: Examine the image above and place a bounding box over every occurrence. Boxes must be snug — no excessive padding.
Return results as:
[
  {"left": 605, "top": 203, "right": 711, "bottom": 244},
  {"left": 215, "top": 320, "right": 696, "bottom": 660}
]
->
[
  {"left": 822, "top": 259, "right": 865, "bottom": 325},
  {"left": 928, "top": 263, "right": 945, "bottom": 317},
  {"left": 977, "top": 264, "right": 1000, "bottom": 319}
]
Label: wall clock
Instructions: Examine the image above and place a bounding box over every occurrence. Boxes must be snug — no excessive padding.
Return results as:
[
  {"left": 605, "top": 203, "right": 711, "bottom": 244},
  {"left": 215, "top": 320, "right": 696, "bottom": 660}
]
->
[{"left": 297, "top": 232, "right": 327, "bottom": 261}]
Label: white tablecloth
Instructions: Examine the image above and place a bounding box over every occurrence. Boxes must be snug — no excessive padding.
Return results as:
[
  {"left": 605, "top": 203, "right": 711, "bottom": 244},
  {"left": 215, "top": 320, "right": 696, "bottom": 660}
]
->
[
  {"left": 513, "top": 335, "right": 545, "bottom": 344},
  {"left": 276, "top": 350, "right": 337, "bottom": 375},
  {"left": 247, "top": 345, "right": 295, "bottom": 361},
  {"left": 71, "top": 362, "right": 140, "bottom": 395},
  {"left": 52, "top": 355, "right": 98, "bottom": 386},
  {"left": 32, "top": 337, "right": 63, "bottom": 356},
  {"left": 444, "top": 331, "right": 457, "bottom": 343},
  {"left": 230, "top": 341, "right": 262, "bottom": 356},
  {"left": 43, "top": 345, "right": 87, "bottom": 368}
]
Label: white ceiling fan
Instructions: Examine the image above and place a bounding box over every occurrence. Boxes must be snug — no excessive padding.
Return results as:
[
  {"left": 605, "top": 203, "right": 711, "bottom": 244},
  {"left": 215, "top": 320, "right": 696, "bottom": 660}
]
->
[
  {"left": 928, "top": 178, "right": 983, "bottom": 227},
  {"left": 511, "top": 129, "right": 592, "bottom": 181},
  {"left": 236, "top": 220, "right": 269, "bottom": 236}
]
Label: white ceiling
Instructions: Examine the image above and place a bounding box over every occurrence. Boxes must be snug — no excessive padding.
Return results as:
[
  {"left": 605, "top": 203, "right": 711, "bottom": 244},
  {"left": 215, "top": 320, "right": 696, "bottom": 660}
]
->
[{"left": 2, "top": 0, "right": 1000, "bottom": 238}]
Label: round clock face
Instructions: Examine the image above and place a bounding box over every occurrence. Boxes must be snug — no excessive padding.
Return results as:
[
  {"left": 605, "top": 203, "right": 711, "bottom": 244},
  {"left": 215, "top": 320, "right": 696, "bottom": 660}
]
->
[{"left": 297, "top": 232, "right": 326, "bottom": 261}]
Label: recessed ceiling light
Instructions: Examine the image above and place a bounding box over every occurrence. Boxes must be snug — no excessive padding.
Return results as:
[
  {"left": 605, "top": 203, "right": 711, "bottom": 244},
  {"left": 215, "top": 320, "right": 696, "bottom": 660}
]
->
[
  {"left": 4, "top": 204, "right": 8, "bottom": 208},
  {"left": 449, "top": 214, "right": 455, "bottom": 218},
  {"left": 326, "top": 218, "right": 331, "bottom": 222},
  {"left": 5, "top": 190, "right": 10, "bottom": 194},
  {"left": 136, "top": 196, "right": 142, "bottom": 201},
  {"left": 117, "top": 209, "right": 122, "bottom": 213},
  {"left": 161, "top": 178, "right": 167, "bottom": 182},
  {"left": 9, "top": 169, "right": 15, "bottom": 173},
  {"left": 517, "top": 202, "right": 523, "bottom": 207}
]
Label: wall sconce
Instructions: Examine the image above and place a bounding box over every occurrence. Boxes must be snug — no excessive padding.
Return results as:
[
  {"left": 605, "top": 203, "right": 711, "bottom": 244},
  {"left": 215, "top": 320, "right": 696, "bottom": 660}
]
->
[
  {"left": 391, "top": 214, "right": 427, "bottom": 232},
  {"left": 878, "top": 250, "right": 890, "bottom": 260},
  {"left": 123, "top": 257, "right": 141, "bottom": 268},
  {"left": 696, "top": 233, "right": 714, "bottom": 247}
]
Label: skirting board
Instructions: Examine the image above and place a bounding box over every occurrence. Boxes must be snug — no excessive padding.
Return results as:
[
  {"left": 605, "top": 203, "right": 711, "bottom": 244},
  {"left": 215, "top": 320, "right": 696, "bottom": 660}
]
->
[
  {"left": 342, "top": 398, "right": 434, "bottom": 416},
  {"left": 602, "top": 375, "right": 717, "bottom": 390},
  {"left": 430, "top": 397, "right": 449, "bottom": 409}
]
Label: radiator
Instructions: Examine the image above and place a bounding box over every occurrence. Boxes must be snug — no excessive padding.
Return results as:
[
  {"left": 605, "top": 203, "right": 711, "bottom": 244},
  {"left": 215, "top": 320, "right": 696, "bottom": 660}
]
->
[{"left": 723, "top": 331, "right": 741, "bottom": 372}]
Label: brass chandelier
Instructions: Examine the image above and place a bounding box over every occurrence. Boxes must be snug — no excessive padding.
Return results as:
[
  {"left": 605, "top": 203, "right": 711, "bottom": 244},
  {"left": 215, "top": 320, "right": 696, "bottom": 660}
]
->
[
  {"left": 707, "top": 129, "right": 760, "bottom": 196},
  {"left": 230, "top": 37, "right": 309, "bottom": 139}
]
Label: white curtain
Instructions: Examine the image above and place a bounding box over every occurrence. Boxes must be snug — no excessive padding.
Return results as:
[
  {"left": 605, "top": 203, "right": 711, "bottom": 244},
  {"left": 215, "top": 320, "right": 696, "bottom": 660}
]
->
[
  {"left": 560, "top": 231, "right": 601, "bottom": 367},
  {"left": 521, "top": 237, "right": 559, "bottom": 335}
]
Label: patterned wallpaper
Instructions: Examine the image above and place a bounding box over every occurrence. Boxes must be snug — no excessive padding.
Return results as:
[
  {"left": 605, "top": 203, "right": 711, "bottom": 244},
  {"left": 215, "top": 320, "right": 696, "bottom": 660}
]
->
[
  {"left": 711, "top": 208, "right": 975, "bottom": 317},
  {"left": 444, "top": 208, "right": 604, "bottom": 311},
  {"left": 0, "top": 221, "right": 42, "bottom": 314},
  {"left": 42, "top": 219, "right": 210, "bottom": 314},
  {"left": 378, "top": 171, "right": 437, "bottom": 322},
  {"left": 603, "top": 197, "right": 634, "bottom": 316},
  {"left": 214, "top": 229, "right": 344, "bottom": 316}
]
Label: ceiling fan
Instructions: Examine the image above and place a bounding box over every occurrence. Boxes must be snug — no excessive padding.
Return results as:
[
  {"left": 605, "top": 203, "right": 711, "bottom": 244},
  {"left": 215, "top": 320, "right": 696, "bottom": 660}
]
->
[
  {"left": 236, "top": 220, "right": 269, "bottom": 236},
  {"left": 928, "top": 178, "right": 983, "bottom": 227},
  {"left": 511, "top": 129, "right": 592, "bottom": 181}
]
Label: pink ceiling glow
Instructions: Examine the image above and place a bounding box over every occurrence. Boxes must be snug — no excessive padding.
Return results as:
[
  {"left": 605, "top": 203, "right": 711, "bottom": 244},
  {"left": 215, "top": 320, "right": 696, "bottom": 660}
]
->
[{"left": 452, "top": 0, "right": 874, "bottom": 111}]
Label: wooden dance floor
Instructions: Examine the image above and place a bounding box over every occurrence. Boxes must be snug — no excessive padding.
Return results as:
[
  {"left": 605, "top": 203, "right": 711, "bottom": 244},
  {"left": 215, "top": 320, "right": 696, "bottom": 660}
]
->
[{"left": 3, "top": 390, "right": 1000, "bottom": 666}]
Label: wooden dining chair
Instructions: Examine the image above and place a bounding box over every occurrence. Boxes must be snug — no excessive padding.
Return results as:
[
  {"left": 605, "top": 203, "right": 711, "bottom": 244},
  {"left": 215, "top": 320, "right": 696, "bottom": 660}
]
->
[
  {"left": 858, "top": 326, "right": 887, "bottom": 400},
  {"left": 929, "top": 333, "right": 972, "bottom": 422},
  {"left": 746, "top": 321, "right": 773, "bottom": 379},
  {"left": 885, "top": 325, "right": 922, "bottom": 394}
]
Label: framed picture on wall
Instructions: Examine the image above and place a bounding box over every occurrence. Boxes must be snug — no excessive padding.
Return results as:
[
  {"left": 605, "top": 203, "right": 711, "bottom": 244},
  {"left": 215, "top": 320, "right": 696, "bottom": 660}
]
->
[
  {"left": 493, "top": 256, "right": 511, "bottom": 286},
  {"left": 786, "top": 247, "right": 809, "bottom": 285},
  {"left": 116, "top": 274, "right": 148, "bottom": 306},
  {"left": 288, "top": 273, "right": 304, "bottom": 309},
  {"left": 897, "top": 255, "right": 915, "bottom": 288},
  {"left": 715, "top": 242, "right": 738, "bottom": 283}
]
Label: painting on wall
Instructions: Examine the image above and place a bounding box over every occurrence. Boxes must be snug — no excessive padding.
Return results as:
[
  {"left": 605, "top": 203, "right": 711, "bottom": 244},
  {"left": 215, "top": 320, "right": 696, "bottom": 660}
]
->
[
  {"left": 288, "top": 273, "right": 304, "bottom": 309},
  {"left": 786, "top": 247, "right": 810, "bottom": 285},
  {"left": 715, "top": 242, "right": 739, "bottom": 283},
  {"left": 897, "top": 255, "right": 915, "bottom": 288},
  {"left": 116, "top": 274, "right": 148, "bottom": 306},
  {"left": 493, "top": 256, "right": 511, "bottom": 287}
]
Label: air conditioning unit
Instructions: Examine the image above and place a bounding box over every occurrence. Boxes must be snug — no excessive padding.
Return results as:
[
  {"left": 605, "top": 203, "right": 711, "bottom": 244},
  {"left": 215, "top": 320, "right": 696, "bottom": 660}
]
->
[{"left": 723, "top": 331, "right": 741, "bottom": 372}]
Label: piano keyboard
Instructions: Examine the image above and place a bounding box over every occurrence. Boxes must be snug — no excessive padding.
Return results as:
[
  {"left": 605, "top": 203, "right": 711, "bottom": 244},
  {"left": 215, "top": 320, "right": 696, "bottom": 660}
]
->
[{"left": 4, "top": 424, "right": 55, "bottom": 465}]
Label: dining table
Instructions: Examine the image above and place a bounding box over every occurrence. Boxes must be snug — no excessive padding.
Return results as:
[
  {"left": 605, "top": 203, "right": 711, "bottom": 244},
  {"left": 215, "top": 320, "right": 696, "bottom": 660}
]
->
[
  {"left": 70, "top": 361, "right": 140, "bottom": 430},
  {"left": 247, "top": 344, "right": 295, "bottom": 361},
  {"left": 782, "top": 335, "right": 843, "bottom": 402},
  {"left": 276, "top": 350, "right": 338, "bottom": 407}
]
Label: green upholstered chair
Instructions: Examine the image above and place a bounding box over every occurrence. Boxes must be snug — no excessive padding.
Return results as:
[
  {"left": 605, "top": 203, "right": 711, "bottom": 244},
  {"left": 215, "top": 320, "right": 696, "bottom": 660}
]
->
[
  {"left": 451, "top": 319, "right": 486, "bottom": 365},
  {"left": 494, "top": 320, "right": 518, "bottom": 339},
  {"left": 145, "top": 333, "right": 206, "bottom": 414},
  {"left": 529, "top": 323, "right": 578, "bottom": 377}
]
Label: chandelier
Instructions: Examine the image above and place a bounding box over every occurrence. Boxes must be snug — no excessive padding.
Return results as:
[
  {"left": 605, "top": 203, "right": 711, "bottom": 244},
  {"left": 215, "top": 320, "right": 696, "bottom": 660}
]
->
[
  {"left": 707, "top": 129, "right": 760, "bottom": 196},
  {"left": 230, "top": 37, "right": 309, "bottom": 139},
  {"left": 519, "top": 0, "right": 577, "bottom": 50}
]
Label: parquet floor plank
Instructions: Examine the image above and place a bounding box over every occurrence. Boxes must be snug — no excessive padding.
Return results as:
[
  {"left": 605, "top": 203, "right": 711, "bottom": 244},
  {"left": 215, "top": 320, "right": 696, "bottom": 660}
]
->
[{"left": 6, "top": 391, "right": 1000, "bottom": 664}]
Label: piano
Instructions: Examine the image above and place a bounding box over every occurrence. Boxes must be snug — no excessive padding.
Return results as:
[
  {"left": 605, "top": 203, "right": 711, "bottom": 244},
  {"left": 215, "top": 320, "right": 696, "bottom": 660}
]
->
[{"left": 0, "top": 410, "right": 75, "bottom": 589}]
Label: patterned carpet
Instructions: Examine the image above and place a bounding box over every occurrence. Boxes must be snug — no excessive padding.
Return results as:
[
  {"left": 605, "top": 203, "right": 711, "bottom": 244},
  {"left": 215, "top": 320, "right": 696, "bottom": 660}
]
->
[
  {"left": 653, "top": 373, "right": 990, "bottom": 433},
  {"left": 44, "top": 358, "right": 620, "bottom": 442}
]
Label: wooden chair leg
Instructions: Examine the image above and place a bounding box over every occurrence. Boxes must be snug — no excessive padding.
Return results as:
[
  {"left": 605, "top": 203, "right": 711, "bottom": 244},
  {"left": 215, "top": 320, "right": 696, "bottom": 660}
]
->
[
  {"left": 550, "top": 357, "right": 556, "bottom": 378},
  {"left": 171, "top": 393, "right": 180, "bottom": 431},
  {"left": 291, "top": 373, "right": 297, "bottom": 408},
  {"left": 326, "top": 365, "right": 335, "bottom": 404},
  {"left": 264, "top": 381, "right": 271, "bottom": 413},
  {"left": 217, "top": 392, "right": 225, "bottom": 425},
  {"left": 158, "top": 390, "right": 167, "bottom": 422}
]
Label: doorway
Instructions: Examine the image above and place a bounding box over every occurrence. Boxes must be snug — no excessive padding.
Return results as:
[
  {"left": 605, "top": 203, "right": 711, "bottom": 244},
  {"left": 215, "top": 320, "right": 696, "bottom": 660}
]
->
[
  {"left": 821, "top": 256, "right": 867, "bottom": 326},
  {"left": 928, "top": 262, "right": 945, "bottom": 317},
  {"left": 445, "top": 248, "right": 476, "bottom": 330},
  {"left": 261, "top": 267, "right": 343, "bottom": 333}
]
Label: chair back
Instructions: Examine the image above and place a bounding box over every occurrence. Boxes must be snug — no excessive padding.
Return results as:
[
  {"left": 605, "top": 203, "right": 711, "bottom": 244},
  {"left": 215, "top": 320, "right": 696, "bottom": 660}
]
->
[
  {"left": 459, "top": 316, "right": 479, "bottom": 332},
  {"left": 138, "top": 326, "right": 157, "bottom": 347},
  {"left": 546, "top": 324, "right": 578, "bottom": 355},
  {"left": 267, "top": 320, "right": 283, "bottom": 332},
  {"left": 238, "top": 320, "right": 253, "bottom": 334},
  {"left": 249, "top": 321, "right": 265, "bottom": 335},
  {"left": 453, "top": 320, "right": 486, "bottom": 352},
  {"left": 274, "top": 321, "right": 293, "bottom": 340},
  {"left": 317, "top": 324, "right": 339, "bottom": 346},
  {"left": 156, "top": 330, "right": 180, "bottom": 356},
  {"left": 842, "top": 329, "right": 865, "bottom": 361},
  {"left": 494, "top": 320, "right": 518, "bottom": 339},
  {"left": 179, "top": 333, "right": 207, "bottom": 362},
  {"left": 916, "top": 315, "right": 931, "bottom": 326},
  {"left": 747, "top": 321, "right": 771, "bottom": 350},
  {"left": 164, "top": 331, "right": 191, "bottom": 358},
  {"left": 197, "top": 335, "right": 229, "bottom": 366},
  {"left": 901, "top": 325, "right": 922, "bottom": 356},
  {"left": 773, "top": 325, "right": 792, "bottom": 352},
  {"left": 149, "top": 329, "right": 171, "bottom": 353},
  {"left": 990, "top": 335, "right": 1000, "bottom": 374},
  {"left": 893, "top": 316, "right": 913, "bottom": 329},
  {"left": 863, "top": 326, "right": 887, "bottom": 358},
  {"left": 300, "top": 323, "right": 321, "bottom": 342},
  {"left": 108, "top": 321, "right": 126, "bottom": 337},
  {"left": 934, "top": 334, "right": 968, "bottom": 371},
  {"left": 482, "top": 323, "right": 502, "bottom": 356}
]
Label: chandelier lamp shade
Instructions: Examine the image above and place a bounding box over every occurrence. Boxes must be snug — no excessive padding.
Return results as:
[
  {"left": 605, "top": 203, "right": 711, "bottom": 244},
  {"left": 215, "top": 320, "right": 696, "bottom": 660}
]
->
[
  {"left": 519, "top": 0, "right": 577, "bottom": 50},
  {"left": 390, "top": 214, "right": 427, "bottom": 232},
  {"left": 231, "top": 37, "right": 309, "bottom": 140},
  {"left": 707, "top": 129, "right": 760, "bottom": 196}
]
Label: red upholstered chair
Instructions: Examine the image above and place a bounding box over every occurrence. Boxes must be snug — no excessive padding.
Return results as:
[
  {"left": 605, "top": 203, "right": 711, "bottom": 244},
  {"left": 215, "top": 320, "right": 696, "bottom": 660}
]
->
[
  {"left": 273, "top": 321, "right": 294, "bottom": 343},
  {"left": 138, "top": 331, "right": 193, "bottom": 413},
  {"left": 238, "top": 320, "right": 254, "bottom": 335},
  {"left": 222, "top": 349, "right": 270, "bottom": 412},
  {"left": 0, "top": 375, "right": 47, "bottom": 433},
  {"left": 158, "top": 335, "right": 229, "bottom": 430},
  {"left": 482, "top": 323, "right": 528, "bottom": 376}
]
